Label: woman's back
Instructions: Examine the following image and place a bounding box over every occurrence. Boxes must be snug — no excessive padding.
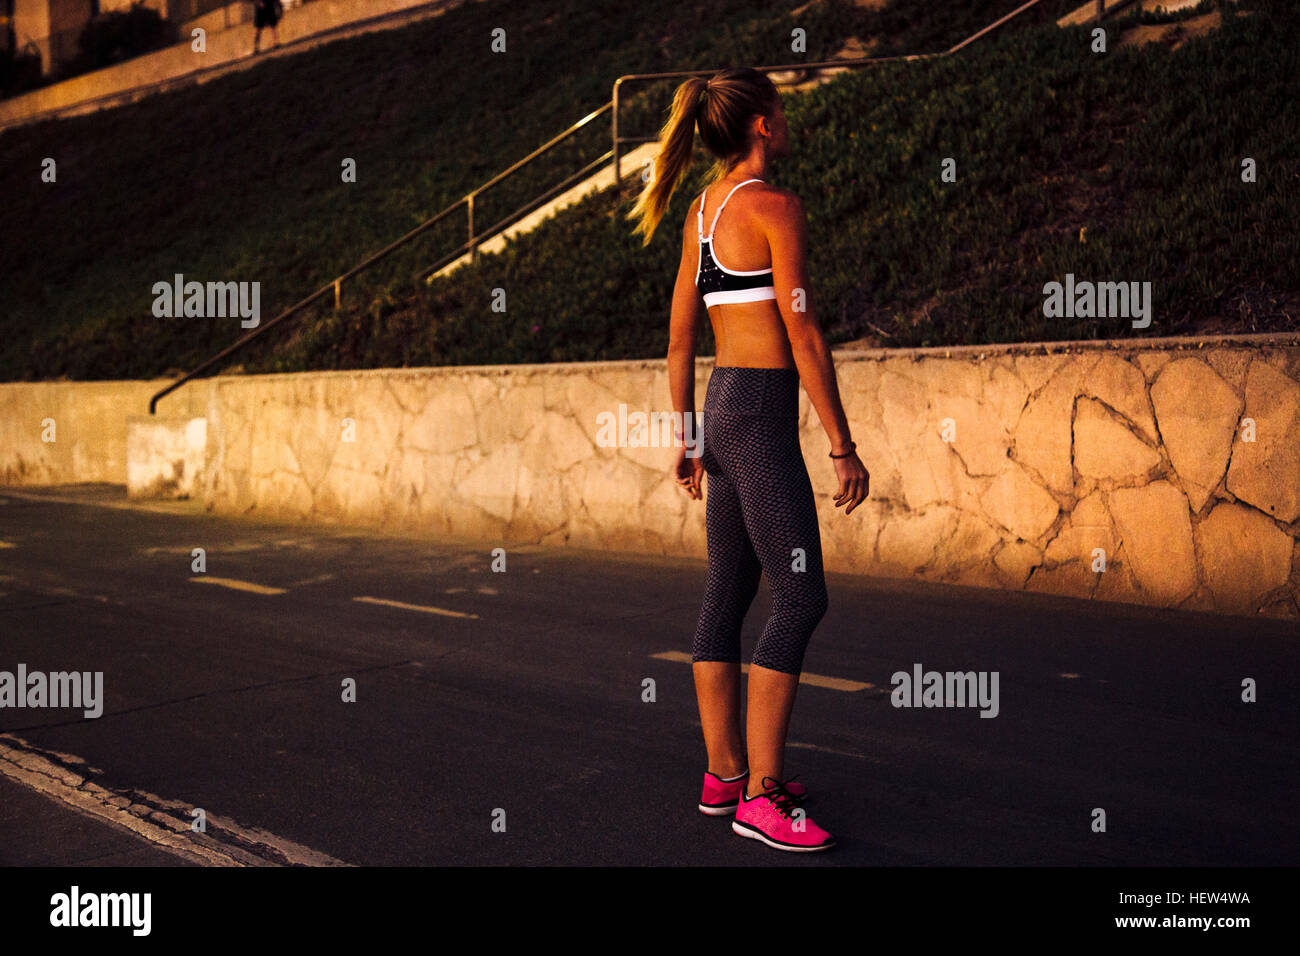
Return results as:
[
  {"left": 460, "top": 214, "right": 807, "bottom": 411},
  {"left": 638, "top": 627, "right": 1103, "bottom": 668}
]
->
[{"left": 691, "top": 178, "right": 800, "bottom": 370}]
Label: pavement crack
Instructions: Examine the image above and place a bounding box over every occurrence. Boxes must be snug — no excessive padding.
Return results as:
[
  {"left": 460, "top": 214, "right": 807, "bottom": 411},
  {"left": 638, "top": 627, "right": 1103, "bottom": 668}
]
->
[{"left": 0, "top": 658, "right": 420, "bottom": 733}]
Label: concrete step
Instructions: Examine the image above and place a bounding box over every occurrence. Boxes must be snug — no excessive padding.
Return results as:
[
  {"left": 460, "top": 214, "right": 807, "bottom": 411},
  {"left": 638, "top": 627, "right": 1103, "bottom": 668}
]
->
[
  {"left": 1058, "top": 0, "right": 1220, "bottom": 28},
  {"left": 426, "top": 62, "right": 862, "bottom": 281}
]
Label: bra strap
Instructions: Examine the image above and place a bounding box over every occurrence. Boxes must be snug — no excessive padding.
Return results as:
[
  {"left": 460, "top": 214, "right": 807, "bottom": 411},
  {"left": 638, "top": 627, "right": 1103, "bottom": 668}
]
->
[{"left": 706, "top": 178, "right": 763, "bottom": 240}]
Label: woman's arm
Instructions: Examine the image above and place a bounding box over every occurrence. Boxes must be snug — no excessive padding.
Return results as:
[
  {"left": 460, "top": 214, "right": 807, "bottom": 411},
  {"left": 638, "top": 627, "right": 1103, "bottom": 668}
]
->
[
  {"left": 765, "top": 190, "right": 851, "bottom": 453},
  {"left": 766, "top": 190, "right": 869, "bottom": 513},
  {"left": 667, "top": 207, "right": 707, "bottom": 498},
  {"left": 668, "top": 207, "right": 706, "bottom": 435}
]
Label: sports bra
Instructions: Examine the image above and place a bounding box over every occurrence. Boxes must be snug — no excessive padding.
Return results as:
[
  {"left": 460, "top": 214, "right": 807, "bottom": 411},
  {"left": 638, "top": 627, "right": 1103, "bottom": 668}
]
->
[{"left": 695, "top": 178, "right": 777, "bottom": 308}]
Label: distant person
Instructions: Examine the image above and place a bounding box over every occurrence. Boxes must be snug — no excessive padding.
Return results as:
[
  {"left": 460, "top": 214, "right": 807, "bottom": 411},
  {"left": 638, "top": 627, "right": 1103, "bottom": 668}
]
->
[
  {"left": 252, "top": 0, "right": 283, "bottom": 55},
  {"left": 628, "top": 67, "right": 868, "bottom": 853}
]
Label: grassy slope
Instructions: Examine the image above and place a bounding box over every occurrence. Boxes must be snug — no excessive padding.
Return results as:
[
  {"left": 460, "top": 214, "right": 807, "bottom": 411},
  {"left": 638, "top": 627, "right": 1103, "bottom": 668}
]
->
[
  {"left": 371, "top": 0, "right": 1300, "bottom": 367},
  {"left": 3, "top": 0, "right": 1292, "bottom": 382}
]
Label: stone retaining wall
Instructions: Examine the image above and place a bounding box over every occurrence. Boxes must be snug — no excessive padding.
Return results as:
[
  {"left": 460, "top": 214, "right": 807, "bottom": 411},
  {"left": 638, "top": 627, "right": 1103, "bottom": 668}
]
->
[{"left": 2, "top": 336, "right": 1298, "bottom": 620}]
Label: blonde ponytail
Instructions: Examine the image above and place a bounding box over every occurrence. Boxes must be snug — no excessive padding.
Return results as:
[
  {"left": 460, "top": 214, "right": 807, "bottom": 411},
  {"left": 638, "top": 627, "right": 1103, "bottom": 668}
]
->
[
  {"left": 626, "top": 68, "right": 779, "bottom": 247},
  {"left": 627, "top": 77, "right": 709, "bottom": 247}
]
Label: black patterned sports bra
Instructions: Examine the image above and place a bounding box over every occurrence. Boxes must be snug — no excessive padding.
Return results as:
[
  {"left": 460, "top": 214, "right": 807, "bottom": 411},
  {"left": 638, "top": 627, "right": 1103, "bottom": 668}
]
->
[{"left": 695, "top": 178, "right": 776, "bottom": 308}]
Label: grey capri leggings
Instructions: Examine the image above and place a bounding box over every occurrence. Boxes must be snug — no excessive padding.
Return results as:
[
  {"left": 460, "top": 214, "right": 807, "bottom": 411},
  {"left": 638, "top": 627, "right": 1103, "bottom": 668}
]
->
[{"left": 691, "top": 366, "right": 829, "bottom": 675}]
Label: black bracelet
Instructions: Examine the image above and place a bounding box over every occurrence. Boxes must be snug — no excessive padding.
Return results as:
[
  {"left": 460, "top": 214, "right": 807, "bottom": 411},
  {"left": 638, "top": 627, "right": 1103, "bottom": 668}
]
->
[{"left": 829, "top": 441, "right": 856, "bottom": 459}]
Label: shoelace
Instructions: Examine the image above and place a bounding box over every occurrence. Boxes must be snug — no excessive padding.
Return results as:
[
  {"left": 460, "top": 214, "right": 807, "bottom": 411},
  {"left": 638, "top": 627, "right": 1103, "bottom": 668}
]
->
[{"left": 758, "top": 776, "right": 806, "bottom": 821}]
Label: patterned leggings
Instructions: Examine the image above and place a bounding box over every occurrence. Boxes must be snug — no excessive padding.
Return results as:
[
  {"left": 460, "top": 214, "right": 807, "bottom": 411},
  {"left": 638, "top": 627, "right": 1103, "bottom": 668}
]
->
[{"left": 691, "top": 366, "right": 829, "bottom": 676}]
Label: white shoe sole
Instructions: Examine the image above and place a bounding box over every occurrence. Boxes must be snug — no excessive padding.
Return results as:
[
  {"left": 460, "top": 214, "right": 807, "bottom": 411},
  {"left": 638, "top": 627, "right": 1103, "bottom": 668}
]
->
[
  {"left": 698, "top": 803, "right": 737, "bottom": 816},
  {"left": 732, "top": 818, "right": 835, "bottom": 852}
]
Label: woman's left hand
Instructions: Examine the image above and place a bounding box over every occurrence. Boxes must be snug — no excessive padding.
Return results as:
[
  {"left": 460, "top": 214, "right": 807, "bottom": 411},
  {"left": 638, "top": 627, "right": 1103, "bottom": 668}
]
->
[{"left": 673, "top": 445, "right": 703, "bottom": 500}]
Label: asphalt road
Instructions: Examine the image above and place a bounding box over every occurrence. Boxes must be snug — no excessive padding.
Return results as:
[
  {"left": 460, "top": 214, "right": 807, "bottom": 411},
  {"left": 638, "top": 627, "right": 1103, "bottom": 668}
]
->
[{"left": 0, "top": 484, "right": 1296, "bottom": 866}]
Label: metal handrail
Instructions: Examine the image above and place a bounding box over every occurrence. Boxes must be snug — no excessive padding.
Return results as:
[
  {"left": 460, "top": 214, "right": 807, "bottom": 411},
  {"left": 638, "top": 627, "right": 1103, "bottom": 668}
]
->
[
  {"left": 416, "top": 149, "right": 613, "bottom": 281},
  {"left": 610, "top": 0, "right": 1045, "bottom": 187},
  {"left": 415, "top": 100, "right": 612, "bottom": 280},
  {"left": 149, "top": 0, "right": 1047, "bottom": 414},
  {"left": 148, "top": 100, "right": 612, "bottom": 413}
]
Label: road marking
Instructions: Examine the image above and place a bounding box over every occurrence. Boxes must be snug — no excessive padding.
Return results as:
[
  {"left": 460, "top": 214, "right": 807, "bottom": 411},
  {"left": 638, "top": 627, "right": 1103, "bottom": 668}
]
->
[
  {"left": 788, "top": 740, "right": 883, "bottom": 761},
  {"left": 0, "top": 735, "right": 349, "bottom": 867},
  {"left": 651, "top": 651, "right": 873, "bottom": 692},
  {"left": 289, "top": 573, "right": 336, "bottom": 586},
  {"left": 190, "top": 576, "right": 287, "bottom": 595},
  {"left": 353, "top": 596, "right": 479, "bottom": 619}
]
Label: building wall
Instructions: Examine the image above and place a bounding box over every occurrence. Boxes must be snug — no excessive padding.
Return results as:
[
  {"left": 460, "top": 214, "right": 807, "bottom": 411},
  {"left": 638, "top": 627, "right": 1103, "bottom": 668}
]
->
[
  {"left": 1, "top": 0, "right": 463, "bottom": 124},
  {"left": 11, "top": 0, "right": 52, "bottom": 67},
  {"left": 98, "top": 1, "right": 231, "bottom": 21},
  {"left": 2, "top": 0, "right": 17, "bottom": 55},
  {"left": 11, "top": 0, "right": 94, "bottom": 74}
]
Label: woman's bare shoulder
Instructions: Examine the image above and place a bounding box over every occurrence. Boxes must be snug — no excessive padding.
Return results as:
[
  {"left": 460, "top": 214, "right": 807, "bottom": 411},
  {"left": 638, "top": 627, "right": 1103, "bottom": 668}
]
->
[
  {"left": 682, "top": 193, "right": 703, "bottom": 240},
  {"left": 751, "top": 183, "right": 805, "bottom": 227}
]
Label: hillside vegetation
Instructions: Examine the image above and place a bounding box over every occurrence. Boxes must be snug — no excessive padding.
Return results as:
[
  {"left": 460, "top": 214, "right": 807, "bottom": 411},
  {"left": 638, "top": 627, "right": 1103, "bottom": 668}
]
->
[{"left": 1, "top": 0, "right": 1293, "bottom": 384}]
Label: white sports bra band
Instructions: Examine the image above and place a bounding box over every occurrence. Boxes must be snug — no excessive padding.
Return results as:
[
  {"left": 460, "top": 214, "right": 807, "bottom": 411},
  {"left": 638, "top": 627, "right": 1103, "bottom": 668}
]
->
[
  {"left": 694, "top": 178, "right": 776, "bottom": 307},
  {"left": 701, "top": 287, "right": 777, "bottom": 308}
]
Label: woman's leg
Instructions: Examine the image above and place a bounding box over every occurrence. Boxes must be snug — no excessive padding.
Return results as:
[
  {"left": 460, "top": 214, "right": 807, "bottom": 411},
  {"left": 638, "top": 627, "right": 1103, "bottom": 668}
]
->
[
  {"left": 692, "top": 417, "right": 761, "bottom": 779},
  {"left": 728, "top": 415, "right": 829, "bottom": 795},
  {"left": 693, "top": 662, "right": 745, "bottom": 778},
  {"left": 745, "top": 665, "right": 799, "bottom": 795}
]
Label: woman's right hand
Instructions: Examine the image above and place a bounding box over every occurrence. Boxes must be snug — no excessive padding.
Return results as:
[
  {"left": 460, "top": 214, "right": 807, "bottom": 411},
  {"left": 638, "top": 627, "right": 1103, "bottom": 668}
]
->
[
  {"left": 673, "top": 444, "right": 704, "bottom": 501},
  {"left": 832, "top": 451, "right": 869, "bottom": 515}
]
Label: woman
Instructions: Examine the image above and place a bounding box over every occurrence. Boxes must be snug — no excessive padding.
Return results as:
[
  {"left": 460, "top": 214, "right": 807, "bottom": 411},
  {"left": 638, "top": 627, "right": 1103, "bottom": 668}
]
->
[{"left": 627, "top": 67, "right": 869, "bottom": 852}]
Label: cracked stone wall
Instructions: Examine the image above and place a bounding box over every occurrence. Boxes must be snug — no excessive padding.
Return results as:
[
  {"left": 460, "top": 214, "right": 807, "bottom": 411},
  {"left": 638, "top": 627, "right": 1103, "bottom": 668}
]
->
[
  {"left": 830, "top": 345, "right": 1299, "bottom": 620},
  {"left": 2, "top": 340, "right": 1298, "bottom": 620},
  {"left": 201, "top": 343, "right": 1300, "bottom": 620}
]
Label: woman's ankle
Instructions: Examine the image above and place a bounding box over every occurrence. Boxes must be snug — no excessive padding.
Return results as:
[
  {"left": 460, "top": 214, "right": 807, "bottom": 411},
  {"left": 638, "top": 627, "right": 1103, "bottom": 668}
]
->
[
  {"left": 709, "top": 762, "right": 747, "bottom": 781},
  {"left": 745, "top": 773, "right": 782, "bottom": 799}
]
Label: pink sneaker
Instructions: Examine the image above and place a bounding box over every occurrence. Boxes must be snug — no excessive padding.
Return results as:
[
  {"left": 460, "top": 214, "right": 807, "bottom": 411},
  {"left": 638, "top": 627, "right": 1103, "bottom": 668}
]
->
[
  {"left": 732, "top": 777, "right": 835, "bottom": 852},
  {"left": 698, "top": 769, "right": 807, "bottom": 816}
]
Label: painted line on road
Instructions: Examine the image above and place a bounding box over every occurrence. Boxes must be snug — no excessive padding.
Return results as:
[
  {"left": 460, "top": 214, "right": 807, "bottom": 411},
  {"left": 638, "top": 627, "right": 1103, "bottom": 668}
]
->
[
  {"left": 290, "top": 573, "right": 337, "bottom": 586},
  {"left": 354, "top": 596, "right": 479, "bottom": 619},
  {"left": 190, "top": 576, "right": 288, "bottom": 595},
  {"left": 0, "top": 735, "right": 350, "bottom": 867},
  {"left": 651, "top": 651, "right": 873, "bottom": 692}
]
